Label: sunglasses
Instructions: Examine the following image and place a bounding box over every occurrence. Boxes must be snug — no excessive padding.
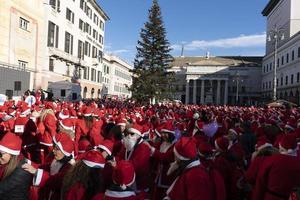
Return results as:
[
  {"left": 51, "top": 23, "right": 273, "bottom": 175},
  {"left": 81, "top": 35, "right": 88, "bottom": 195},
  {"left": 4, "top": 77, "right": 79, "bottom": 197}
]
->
[{"left": 0, "top": 151, "right": 6, "bottom": 158}]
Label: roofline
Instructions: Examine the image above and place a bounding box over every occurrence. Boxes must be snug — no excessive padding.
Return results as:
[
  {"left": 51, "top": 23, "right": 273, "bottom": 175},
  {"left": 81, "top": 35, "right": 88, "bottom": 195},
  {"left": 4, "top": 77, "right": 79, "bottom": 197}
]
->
[
  {"left": 89, "top": 0, "right": 110, "bottom": 21},
  {"left": 262, "top": 0, "right": 280, "bottom": 16}
]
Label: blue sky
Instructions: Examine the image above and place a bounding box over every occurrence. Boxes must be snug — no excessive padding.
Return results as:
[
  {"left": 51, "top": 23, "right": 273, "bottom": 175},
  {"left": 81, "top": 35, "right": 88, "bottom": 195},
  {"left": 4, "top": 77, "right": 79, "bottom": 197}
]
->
[{"left": 98, "top": 0, "right": 269, "bottom": 63}]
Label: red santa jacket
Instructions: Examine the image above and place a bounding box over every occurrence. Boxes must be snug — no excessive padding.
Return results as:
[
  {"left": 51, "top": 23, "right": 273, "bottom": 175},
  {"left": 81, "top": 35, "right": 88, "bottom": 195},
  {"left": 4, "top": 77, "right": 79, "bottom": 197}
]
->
[
  {"left": 166, "top": 160, "right": 214, "bottom": 200},
  {"left": 89, "top": 118, "right": 104, "bottom": 146},
  {"left": 152, "top": 141, "right": 176, "bottom": 188},
  {"left": 252, "top": 154, "right": 300, "bottom": 200},
  {"left": 117, "top": 141, "right": 151, "bottom": 192},
  {"left": 33, "top": 158, "right": 73, "bottom": 200},
  {"left": 65, "top": 182, "right": 104, "bottom": 200},
  {"left": 14, "top": 116, "right": 37, "bottom": 147}
]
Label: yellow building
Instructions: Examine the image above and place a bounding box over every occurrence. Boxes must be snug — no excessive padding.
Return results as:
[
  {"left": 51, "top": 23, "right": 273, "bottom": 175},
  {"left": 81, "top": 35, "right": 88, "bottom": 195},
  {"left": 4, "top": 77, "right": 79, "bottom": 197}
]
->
[{"left": 0, "top": 0, "right": 46, "bottom": 93}]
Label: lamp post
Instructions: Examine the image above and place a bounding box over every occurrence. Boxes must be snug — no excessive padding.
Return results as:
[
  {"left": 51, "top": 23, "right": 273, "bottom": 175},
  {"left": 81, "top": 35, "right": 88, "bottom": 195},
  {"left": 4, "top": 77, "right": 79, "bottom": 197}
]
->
[{"left": 268, "top": 27, "right": 285, "bottom": 101}]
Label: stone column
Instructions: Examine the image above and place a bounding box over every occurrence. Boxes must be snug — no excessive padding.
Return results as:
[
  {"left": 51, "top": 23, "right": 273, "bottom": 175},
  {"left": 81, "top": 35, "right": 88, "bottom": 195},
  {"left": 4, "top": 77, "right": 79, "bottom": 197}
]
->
[
  {"left": 200, "top": 79, "right": 205, "bottom": 104},
  {"left": 224, "top": 80, "right": 228, "bottom": 105},
  {"left": 193, "top": 80, "right": 197, "bottom": 104},
  {"left": 216, "top": 80, "right": 221, "bottom": 105},
  {"left": 185, "top": 79, "right": 190, "bottom": 104}
]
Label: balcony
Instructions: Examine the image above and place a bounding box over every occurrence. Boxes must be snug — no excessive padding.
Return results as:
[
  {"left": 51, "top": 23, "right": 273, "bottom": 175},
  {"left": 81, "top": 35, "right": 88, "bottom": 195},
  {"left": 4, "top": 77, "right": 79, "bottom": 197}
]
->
[{"left": 49, "top": 47, "right": 80, "bottom": 65}]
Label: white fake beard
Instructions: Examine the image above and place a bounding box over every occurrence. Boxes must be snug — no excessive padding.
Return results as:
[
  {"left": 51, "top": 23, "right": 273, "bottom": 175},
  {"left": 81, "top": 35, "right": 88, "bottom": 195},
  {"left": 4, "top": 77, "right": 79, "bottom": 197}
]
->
[
  {"left": 123, "top": 135, "right": 138, "bottom": 151},
  {"left": 167, "top": 161, "right": 179, "bottom": 176}
]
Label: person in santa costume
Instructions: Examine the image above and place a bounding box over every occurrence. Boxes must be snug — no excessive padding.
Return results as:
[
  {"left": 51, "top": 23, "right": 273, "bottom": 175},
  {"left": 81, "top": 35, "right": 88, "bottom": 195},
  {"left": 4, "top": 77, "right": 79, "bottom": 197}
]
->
[
  {"left": 147, "top": 120, "right": 177, "bottom": 200},
  {"left": 62, "top": 150, "right": 106, "bottom": 200},
  {"left": 37, "top": 102, "right": 57, "bottom": 157},
  {"left": 22, "top": 132, "right": 75, "bottom": 200},
  {"left": 116, "top": 123, "right": 151, "bottom": 199},
  {"left": 165, "top": 137, "right": 214, "bottom": 200},
  {"left": 251, "top": 134, "right": 300, "bottom": 200},
  {"left": 104, "top": 160, "right": 139, "bottom": 200},
  {"left": 0, "top": 132, "right": 32, "bottom": 199}
]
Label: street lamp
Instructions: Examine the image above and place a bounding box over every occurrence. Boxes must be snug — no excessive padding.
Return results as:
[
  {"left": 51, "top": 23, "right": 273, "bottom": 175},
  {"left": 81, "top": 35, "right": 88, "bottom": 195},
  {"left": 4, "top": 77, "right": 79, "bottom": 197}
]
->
[
  {"left": 232, "top": 71, "right": 243, "bottom": 105},
  {"left": 267, "top": 27, "right": 285, "bottom": 101}
]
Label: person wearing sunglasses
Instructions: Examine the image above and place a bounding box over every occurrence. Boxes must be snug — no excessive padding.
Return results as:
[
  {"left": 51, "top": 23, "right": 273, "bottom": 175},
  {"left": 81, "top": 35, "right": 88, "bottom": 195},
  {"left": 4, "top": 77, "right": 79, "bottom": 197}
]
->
[
  {"left": 0, "top": 132, "right": 32, "bottom": 200},
  {"left": 22, "top": 132, "right": 74, "bottom": 200}
]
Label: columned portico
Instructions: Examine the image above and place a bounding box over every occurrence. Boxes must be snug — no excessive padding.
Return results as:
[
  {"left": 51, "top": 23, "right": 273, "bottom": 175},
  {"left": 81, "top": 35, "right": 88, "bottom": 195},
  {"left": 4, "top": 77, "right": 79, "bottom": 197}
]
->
[
  {"left": 185, "top": 79, "right": 190, "bottom": 104},
  {"left": 216, "top": 80, "right": 221, "bottom": 105},
  {"left": 186, "top": 77, "right": 228, "bottom": 105}
]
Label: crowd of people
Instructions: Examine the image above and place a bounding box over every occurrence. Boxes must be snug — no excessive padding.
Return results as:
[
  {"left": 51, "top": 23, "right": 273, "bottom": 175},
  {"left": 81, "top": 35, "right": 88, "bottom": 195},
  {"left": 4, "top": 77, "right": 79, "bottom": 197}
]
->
[{"left": 0, "top": 93, "right": 300, "bottom": 200}]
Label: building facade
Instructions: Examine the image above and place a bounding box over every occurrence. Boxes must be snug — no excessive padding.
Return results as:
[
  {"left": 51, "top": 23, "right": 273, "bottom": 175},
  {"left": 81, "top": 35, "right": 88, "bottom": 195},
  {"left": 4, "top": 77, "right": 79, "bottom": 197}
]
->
[
  {"left": 262, "top": 0, "right": 300, "bottom": 104},
  {"left": 42, "top": 0, "right": 109, "bottom": 99},
  {"left": 170, "top": 56, "right": 262, "bottom": 105},
  {"left": 0, "top": 0, "right": 46, "bottom": 95},
  {"left": 102, "top": 54, "right": 132, "bottom": 99}
]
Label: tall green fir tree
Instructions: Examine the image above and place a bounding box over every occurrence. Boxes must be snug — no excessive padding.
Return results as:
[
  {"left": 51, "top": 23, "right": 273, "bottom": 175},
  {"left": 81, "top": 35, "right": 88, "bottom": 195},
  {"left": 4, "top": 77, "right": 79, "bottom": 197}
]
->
[{"left": 129, "top": 0, "right": 175, "bottom": 103}]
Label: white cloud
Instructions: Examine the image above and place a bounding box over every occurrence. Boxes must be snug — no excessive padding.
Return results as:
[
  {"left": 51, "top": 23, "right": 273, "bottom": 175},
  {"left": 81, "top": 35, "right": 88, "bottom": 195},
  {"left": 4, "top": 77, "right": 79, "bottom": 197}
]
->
[
  {"left": 111, "top": 49, "right": 130, "bottom": 54},
  {"left": 172, "top": 33, "right": 266, "bottom": 51}
]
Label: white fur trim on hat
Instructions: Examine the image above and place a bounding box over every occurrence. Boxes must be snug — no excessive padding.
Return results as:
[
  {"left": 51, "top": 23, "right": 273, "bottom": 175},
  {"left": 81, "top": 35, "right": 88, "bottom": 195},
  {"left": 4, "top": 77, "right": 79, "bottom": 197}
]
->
[
  {"left": 53, "top": 137, "right": 72, "bottom": 157},
  {"left": 98, "top": 144, "right": 112, "bottom": 156},
  {"left": 117, "top": 122, "right": 126, "bottom": 127},
  {"left": 59, "top": 121, "right": 73, "bottom": 131},
  {"left": 0, "top": 145, "right": 20, "bottom": 155},
  {"left": 127, "top": 128, "right": 142, "bottom": 136},
  {"left": 39, "top": 142, "right": 53, "bottom": 146},
  {"left": 21, "top": 108, "right": 31, "bottom": 116},
  {"left": 59, "top": 112, "right": 69, "bottom": 120},
  {"left": 82, "top": 159, "right": 105, "bottom": 168},
  {"left": 155, "top": 129, "right": 161, "bottom": 137},
  {"left": 173, "top": 147, "right": 189, "bottom": 161},
  {"left": 285, "top": 124, "right": 295, "bottom": 131},
  {"left": 257, "top": 143, "right": 272, "bottom": 151},
  {"left": 161, "top": 129, "right": 175, "bottom": 135}
]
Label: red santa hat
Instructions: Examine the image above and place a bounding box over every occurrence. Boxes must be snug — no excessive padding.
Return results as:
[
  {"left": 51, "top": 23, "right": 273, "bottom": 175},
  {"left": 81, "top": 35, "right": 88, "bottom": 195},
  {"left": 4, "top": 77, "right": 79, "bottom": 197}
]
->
[
  {"left": 98, "top": 140, "right": 114, "bottom": 156},
  {"left": 279, "top": 134, "right": 297, "bottom": 154},
  {"left": 78, "top": 139, "right": 91, "bottom": 154},
  {"left": 112, "top": 160, "right": 135, "bottom": 190},
  {"left": 198, "top": 142, "right": 214, "bottom": 158},
  {"left": 20, "top": 103, "right": 31, "bottom": 116},
  {"left": 59, "top": 118, "right": 75, "bottom": 131},
  {"left": 161, "top": 121, "right": 175, "bottom": 135},
  {"left": 0, "top": 132, "right": 22, "bottom": 155},
  {"left": 285, "top": 119, "right": 296, "bottom": 131},
  {"left": 174, "top": 137, "right": 197, "bottom": 160},
  {"left": 116, "top": 117, "right": 127, "bottom": 127},
  {"left": 53, "top": 133, "right": 74, "bottom": 157},
  {"left": 83, "top": 107, "right": 92, "bottom": 117},
  {"left": 255, "top": 136, "right": 272, "bottom": 151},
  {"left": 45, "top": 102, "right": 55, "bottom": 110},
  {"left": 59, "top": 109, "right": 70, "bottom": 119},
  {"left": 6, "top": 107, "right": 16, "bottom": 116},
  {"left": 214, "top": 137, "right": 230, "bottom": 152},
  {"left": 127, "top": 123, "right": 143, "bottom": 137},
  {"left": 82, "top": 150, "right": 105, "bottom": 168}
]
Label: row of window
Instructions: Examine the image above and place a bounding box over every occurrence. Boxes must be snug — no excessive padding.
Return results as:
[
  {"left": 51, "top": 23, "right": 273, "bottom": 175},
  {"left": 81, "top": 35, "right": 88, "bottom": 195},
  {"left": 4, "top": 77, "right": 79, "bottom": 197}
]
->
[
  {"left": 47, "top": 21, "right": 103, "bottom": 60},
  {"left": 115, "top": 70, "right": 131, "bottom": 81},
  {"left": 114, "top": 84, "right": 130, "bottom": 94},
  {"left": 79, "top": 19, "right": 104, "bottom": 45},
  {"left": 80, "top": 0, "right": 105, "bottom": 30},
  {"left": 263, "top": 47, "right": 300, "bottom": 73},
  {"left": 262, "top": 72, "right": 300, "bottom": 90}
]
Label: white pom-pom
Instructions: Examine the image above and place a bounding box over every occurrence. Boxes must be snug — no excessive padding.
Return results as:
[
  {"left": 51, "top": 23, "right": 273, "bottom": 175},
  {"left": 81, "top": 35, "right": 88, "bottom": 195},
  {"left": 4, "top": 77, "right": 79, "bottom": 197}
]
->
[{"left": 120, "top": 184, "right": 126, "bottom": 190}]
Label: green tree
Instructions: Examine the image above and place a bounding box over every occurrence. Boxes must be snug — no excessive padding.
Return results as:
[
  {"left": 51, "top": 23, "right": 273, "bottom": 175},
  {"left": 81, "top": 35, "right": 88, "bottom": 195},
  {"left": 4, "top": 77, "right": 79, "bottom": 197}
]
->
[{"left": 130, "top": 0, "right": 174, "bottom": 103}]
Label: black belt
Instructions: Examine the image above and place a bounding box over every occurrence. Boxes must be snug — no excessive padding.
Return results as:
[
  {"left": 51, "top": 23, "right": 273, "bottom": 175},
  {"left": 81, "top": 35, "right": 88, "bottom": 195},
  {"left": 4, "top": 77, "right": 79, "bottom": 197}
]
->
[{"left": 267, "top": 188, "right": 289, "bottom": 199}]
